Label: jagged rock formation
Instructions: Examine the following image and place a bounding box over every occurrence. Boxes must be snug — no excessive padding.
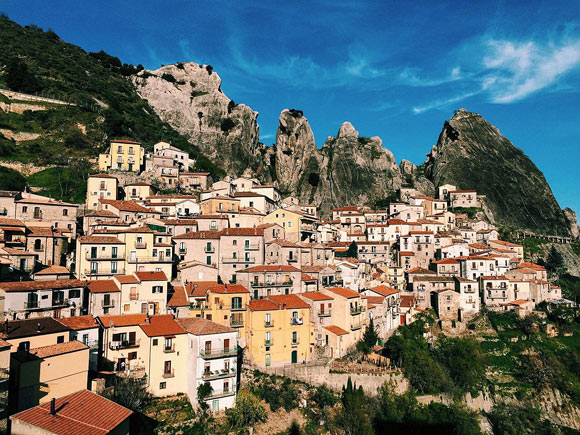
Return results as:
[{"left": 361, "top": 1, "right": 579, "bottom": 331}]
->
[
  {"left": 132, "top": 63, "right": 267, "bottom": 177},
  {"left": 564, "top": 208, "right": 580, "bottom": 239},
  {"left": 424, "top": 109, "right": 572, "bottom": 235},
  {"left": 275, "top": 110, "right": 402, "bottom": 216}
]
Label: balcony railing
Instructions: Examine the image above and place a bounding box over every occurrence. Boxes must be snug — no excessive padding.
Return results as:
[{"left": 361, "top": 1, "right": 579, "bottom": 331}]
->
[
  {"left": 134, "top": 241, "right": 148, "bottom": 249},
  {"left": 350, "top": 306, "right": 364, "bottom": 315},
  {"left": 190, "top": 302, "right": 209, "bottom": 310},
  {"left": 200, "top": 346, "right": 238, "bottom": 359},
  {"left": 128, "top": 256, "right": 172, "bottom": 263},
  {"left": 291, "top": 317, "right": 303, "bottom": 326},
  {"left": 204, "top": 246, "right": 215, "bottom": 253},
  {"left": 251, "top": 280, "right": 293, "bottom": 288},
  {"left": 109, "top": 339, "right": 140, "bottom": 350},
  {"left": 86, "top": 253, "right": 121, "bottom": 260},
  {"left": 163, "top": 343, "right": 176, "bottom": 353},
  {"left": 222, "top": 256, "right": 255, "bottom": 264},
  {"left": 102, "top": 300, "right": 115, "bottom": 308},
  {"left": 264, "top": 339, "right": 274, "bottom": 346},
  {"left": 116, "top": 365, "right": 146, "bottom": 378},
  {"left": 244, "top": 243, "right": 260, "bottom": 251},
  {"left": 318, "top": 309, "right": 332, "bottom": 317},
  {"left": 202, "top": 368, "right": 236, "bottom": 381},
  {"left": 351, "top": 323, "right": 362, "bottom": 331},
  {"left": 264, "top": 320, "right": 274, "bottom": 328},
  {"left": 85, "top": 268, "right": 124, "bottom": 276},
  {"left": 206, "top": 388, "right": 236, "bottom": 400},
  {"left": 178, "top": 248, "right": 187, "bottom": 254},
  {"left": 163, "top": 369, "right": 175, "bottom": 378},
  {"left": 230, "top": 318, "right": 244, "bottom": 328}
]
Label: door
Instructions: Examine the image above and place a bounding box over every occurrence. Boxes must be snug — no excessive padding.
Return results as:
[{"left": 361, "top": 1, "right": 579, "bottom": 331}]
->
[
  {"left": 91, "top": 247, "right": 98, "bottom": 259},
  {"left": 291, "top": 350, "right": 298, "bottom": 364},
  {"left": 224, "top": 339, "right": 230, "bottom": 352}
]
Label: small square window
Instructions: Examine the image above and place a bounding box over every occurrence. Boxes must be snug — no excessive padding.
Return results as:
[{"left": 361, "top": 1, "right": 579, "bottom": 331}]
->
[
  {"left": 153, "top": 339, "right": 158, "bottom": 346},
  {"left": 160, "top": 382, "right": 166, "bottom": 389}
]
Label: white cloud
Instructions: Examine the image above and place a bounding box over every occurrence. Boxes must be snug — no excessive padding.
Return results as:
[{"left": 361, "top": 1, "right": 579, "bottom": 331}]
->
[
  {"left": 483, "top": 39, "right": 580, "bottom": 103},
  {"left": 412, "top": 91, "right": 480, "bottom": 114}
]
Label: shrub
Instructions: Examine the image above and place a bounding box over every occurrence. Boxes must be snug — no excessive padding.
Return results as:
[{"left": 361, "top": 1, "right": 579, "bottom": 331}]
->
[
  {"left": 220, "top": 117, "right": 236, "bottom": 132},
  {"left": 161, "top": 73, "right": 176, "bottom": 83}
]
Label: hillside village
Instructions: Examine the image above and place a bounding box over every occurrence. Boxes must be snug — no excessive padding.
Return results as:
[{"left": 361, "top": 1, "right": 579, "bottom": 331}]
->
[{"left": 0, "top": 135, "right": 576, "bottom": 433}]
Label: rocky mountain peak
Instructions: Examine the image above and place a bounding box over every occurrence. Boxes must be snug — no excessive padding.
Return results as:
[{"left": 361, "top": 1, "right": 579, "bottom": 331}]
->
[{"left": 337, "top": 121, "right": 358, "bottom": 139}]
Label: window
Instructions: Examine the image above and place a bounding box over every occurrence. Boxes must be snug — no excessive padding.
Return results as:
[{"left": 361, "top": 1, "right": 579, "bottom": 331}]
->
[
  {"left": 18, "top": 341, "right": 30, "bottom": 352},
  {"left": 292, "top": 331, "right": 298, "bottom": 344},
  {"left": 22, "top": 206, "right": 28, "bottom": 213},
  {"left": 165, "top": 338, "right": 173, "bottom": 351},
  {"left": 57, "top": 335, "right": 65, "bottom": 344},
  {"left": 117, "top": 145, "right": 123, "bottom": 153},
  {"left": 69, "top": 289, "right": 80, "bottom": 299},
  {"left": 124, "top": 304, "right": 130, "bottom": 312},
  {"left": 160, "top": 382, "right": 166, "bottom": 390},
  {"left": 63, "top": 208, "right": 68, "bottom": 216},
  {"left": 153, "top": 338, "right": 158, "bottom": 346},
  {"left": 128, "top": 351, "right": 137, "bottom": 360},
  {"left": 206, "top": 256, "right": 212, "bottom": 265}
]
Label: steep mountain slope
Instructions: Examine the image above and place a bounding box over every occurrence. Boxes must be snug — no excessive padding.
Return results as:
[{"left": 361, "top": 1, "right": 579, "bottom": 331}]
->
[
  {"left": 424, "top": 109, "right": 572, "bottom": 235},
  {"left": 275, "top": 109, "right": 402, "bottom": 215},
  {"left": 132, "top": 63, "right": 269, "bottom": 178}
]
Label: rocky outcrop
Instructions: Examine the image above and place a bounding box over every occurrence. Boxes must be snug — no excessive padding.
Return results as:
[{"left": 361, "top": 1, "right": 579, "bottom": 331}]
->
[
  {"left": 424, "top": 109, "right": 571, "bottom": 235},
  {"left": 564, "top": 208, "right": 580, "bottom": 239},
  {"left": 132, "top": 63, "right": 266, "bottom": 177},
  {"left": 274, "top": 111, "right": 402, "bottom": 216}
]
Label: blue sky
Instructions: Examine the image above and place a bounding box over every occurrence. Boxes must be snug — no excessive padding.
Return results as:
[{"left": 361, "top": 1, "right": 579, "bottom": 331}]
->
[{"left": 3, "top": 0, "right": 580, "bottom": 215}]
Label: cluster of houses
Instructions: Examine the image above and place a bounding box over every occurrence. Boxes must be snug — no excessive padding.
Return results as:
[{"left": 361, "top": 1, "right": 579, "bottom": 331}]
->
[{"left": 0, "top": 138, "right": 572, "bottom": 432}]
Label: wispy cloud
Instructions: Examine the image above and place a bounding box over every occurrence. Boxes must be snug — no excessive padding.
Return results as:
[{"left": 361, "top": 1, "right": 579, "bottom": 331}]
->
[
  {"left": 412, "top": 91, "right": 480, "bottom": 114},
  {"left": 482, "top": 39, "right": 580, "bottom": 103},
  {"left": 398, "top": 66, "right": 464, "bottom": 87}
]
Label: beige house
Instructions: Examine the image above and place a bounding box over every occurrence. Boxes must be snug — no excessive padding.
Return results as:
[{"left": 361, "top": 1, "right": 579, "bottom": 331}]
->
[
  {"left": 16, "top": 194, "right": 78, "bottom": 234},
  {"left": 449, "top": 190, "right": 479, "bottom": 208},
  {"left": 86, "top": 174, "right": 118, "bottom": 210},
  {"left": 124, "top": 182, "right": 154, "bottom": 201},
  {"left": 179, "top": 172, "right": 210, "bottom": 191},
  {"left": 200, "top": 196, "right": 240, "bottom": 215},
  {"left": 265, "top": 239, "right": 300, "bottom": 266},
  {"left": 236, "top": 265, "right": 302, "bottom": 299}
]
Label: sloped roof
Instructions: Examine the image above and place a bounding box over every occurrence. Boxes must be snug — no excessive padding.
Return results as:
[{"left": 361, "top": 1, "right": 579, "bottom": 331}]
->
[
  {"left": 99, "top": 314, "right": 147, "bottom": 328},
  {"left": 140, "top": 315, "right": 185, "bottom": 337},
  {"left": 368, "top": 285, "right": 399, "bottom": 297},
  {"left": 56, "top": 315, "right": 98, "bottom": 331},
  {"left": 326, "top": 287, "right": 359, "bottom": 299},
  {"left": 0, "top": 279, "right": 86, "bottom": 292},
  {"left": 88, "top": 280, "right": 120, "bottom": 293},
  {"left": 167, "top": 286, "right": 189, "bottom": 307},
  {"left": 134, "top": 271, "right": 167, "bottom": 281},
  {"left": 299, "top": 292, "right": 333, "bottom": 301},
  {"left": 323, "top": 325, "right": 349, "bottom": 336},
  {"left": 177, "top": 317, "right": 235, "bottom": 335}
]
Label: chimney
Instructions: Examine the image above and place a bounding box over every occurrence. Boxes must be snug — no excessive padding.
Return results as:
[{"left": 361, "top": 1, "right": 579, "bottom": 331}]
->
[
  {"left": 50, "top": 398, "right": 56, "bottom": 415},
  {"left": 37, "top": 322, "right": 41, "bottom": 333}
]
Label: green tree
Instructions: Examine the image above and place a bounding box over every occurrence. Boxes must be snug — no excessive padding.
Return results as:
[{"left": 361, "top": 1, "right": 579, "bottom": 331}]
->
[
  {"left": 488, "top": 402, "right": 557, "bottom": 435},
  {"left": 333, "top": 378, "right": 373, "bottom": 435},
  {"left": 363, "top": 317, "right": 379, "bottom": 350},
  {"left": 435, "top": 336, "right": 487, "bottom": 393},
  {"left": 6, "top": 58, "right": 41, "bottom": 93},
  {"left": 197, "top": 382, "right": 213, "bottom": 415},
  {"left": 226, "top": 389, "right": 267, "bottom": 432},
  {"left": 102, "top": 375, "right": 150, "bottom": 411},
  {"left": 545, "top": 246, "right": 566, "bottom": 276}
]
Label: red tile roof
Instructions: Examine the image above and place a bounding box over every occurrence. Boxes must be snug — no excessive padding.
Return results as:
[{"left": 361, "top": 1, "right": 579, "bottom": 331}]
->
[
  {"left": 400, "top": 295, "right": 416, "bottom": 308},
  {"left": 56, "top": 315, "right": 98, "bottom": 331},
  {"left": 173, "top": 230, "right": 221, "bottom": 240},
  {"left": 268, "top": 294, "right": 310, "bottom": 309},
  {"left": 11, "top": 389, "right": 132, "bottom": 434},
  {"left": 240, "top": 265, "right": 300, "bottom": 273},
  {"left": 100, "top": 200, "right": 153, "bottom": 213},
  {"left": 140, "top": 315, "right": 185, "bottom": 337},
  {"left": 177, "top": 318, "right": 235, "bottom": 335},
  {"left": 88, "top": 280, "right": 120, "bottom": 293},
  {"left": 167, "top": 286, "right": 189, "bottom": 307},
  {"left": 0, "top": 279, "right": 86, "bottom": 293},
  {"left": 208, "top": 284, "right": 250, "bottom": 294},
  {"left": 186, "top": 281, "right": 218, "bottom": 297},
  {"left": 324, "top": 325, "right": 349, "bottom": 336},
  {"left": 29, "top": 340, "right": 88, "bottom": 359},
  {"left": 78, "top": 235, "right": 123, "bottom": 244},
  {"left": 248, "top": 299, "right": 279, "bottom": 311},
  {"left": 299, "top": 292, "right": 333, "bottom": 301},
  {"left": 369, "top": 285, "right": 400, "bottom": 297},
  {"left": 432, "top": 258, "right": 459, "bottom": 264},
  {"left": 35, "top": 265, "right": 70, "bottom": 275},
  {"left": 134, "top": 271, "right": 168, "bottom": 281},
  {"left": 221, "top": 228, "right": 264, "bottom": 236},
  {"left": 114, "top": 275, "right": 140, "bottom": 284},
  {"left": 326, "top": 287, "right": 359, "bottom": 299},
  {"left": 99, "top": 314, "right": 148, "bottom": 328}
]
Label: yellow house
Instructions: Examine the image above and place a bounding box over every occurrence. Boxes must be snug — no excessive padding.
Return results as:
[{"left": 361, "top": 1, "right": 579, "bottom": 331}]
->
[
  {"left": 200, "top": 196, "right": 240, "bottom": 215},
  {"left": 98, "top": 139, "right": 145, "bottom": 172},
  {"left": 124, "top": 182, "right": 154, "bottom": 201},
  {"left": 86, "top": 174, "right": 118, "bottom": 210},
  {"left": 261, "top": 209, "right": 318, "bottom": 243},
  {"left": 76, "top": 235, "right": 126, "bottom": 280},
  {"left": 246, "top": 294, "right": 311, "bottom": 368},
  {"left": 9, "top": 341, "right": 89, "bottom": 412},
  {"left": 99, "top": 313, "right": 148, "bottom": 376},
  {"left": 189, "top": 284, "right": 250, "bottom": 346}
]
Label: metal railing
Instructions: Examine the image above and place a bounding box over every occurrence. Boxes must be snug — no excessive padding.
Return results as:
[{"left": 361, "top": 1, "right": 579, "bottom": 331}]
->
[
  {"left": 222, "top": 256, "right": 255, "bottom": 264},
  {"left": 163, "top": 368, "right": 175, "bottom": 378},
  {"left": 291, "top": 317, "right": 303, "bottom": 326},
  {"left": 230, "top": 318, "right": 244, "bottom": 327},
  {"left": 134, "top": 241, "right": 148, "bottom": 249},
  {"left": 163, "top": 343, "right": 176, "bottom": 353},
  {"left": 200, "top": 347, "right": 238, "bottom": 359},
  {"left": 102, "top": 300, "right": 115, "bottom": 308},
  {"left": 202, "top": 368, "right": 236, "bottom": 381},
  {"left": 318, "top": 310, "right": 332, "bottom": 317},
  {"left": 264, "top": 320, "right": 274, "bottom": 328},
  {"left": 109, "top": 339, "right": 140, "bottom": 350}
]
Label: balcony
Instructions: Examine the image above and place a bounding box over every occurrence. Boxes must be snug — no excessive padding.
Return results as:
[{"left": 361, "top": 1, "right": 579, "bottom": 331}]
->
[
  {"left": 291, "top": 317, "right": 303, "bottom": 326},
  {"left": 23, "top": 301, "right": 39, "bottom": 309},
  {"left": 222, "top": 256, "right": 255, "bottom": 264},
  {"left": 251, "top": 280, "right": 293, "bottom": 288},
  {"left": 85, "top": 253, "right": 121, "bottom": 260},
  {"left": 116, "top": 365, "right": 145, "bottom": 378},
  {"left": 163, "top": 343, "right": 176, "bottom": 353},
  {"left": 318, "top": 309, "right": 332, "bottom": 317},
  {"left": 200, "top": 347, "right": 238, "bottom": 360},
  {"left": 190, "top": 302, "right": 209, "bottom": 310},
  {"left": 134, "top": 241, "right": 148, "bottom": 249},
  {"left": 163, "top": 369, "right": 175, "bottom": 379},
  {"left": 85, "top": 268, "right": 124, "bottom": 276},
  {"left": 264, "top": 320, "right": 274, "bottom": 328},
  {"left": 350, "top": 306, "right": 364, "bottom": 315},
  {"left": 102, "top": 300, "right": 115, "bottom": 308},
  {"left": 230, "top": 318, "right": 244, "bottom": 328},
  {"left": 52, "top": 298, "right": 69, "bottom": 307},
  {"left": 244, "top": 243, "right": 260, "bottom": 251},
  {"left": 291, "top": 339, "right": 300, "bottom": 346},
  {"left": 202, "top": 368, "right": 236, "bottom": 381},
  {"left": 109, "top": 339, "right": 140, "bottom": 350},
  {"left": 178, "top": 248, "right": 187, "bottom": 254},
  {"left": 204, "top": 246, "right": 215, "bottom": 253},
  {"left": 206, "top": 388, "right": 236, "bottom": 400},
  {"left": 128, "top": 256, "right": 172, "bottom": 264},
  {"left": 264, "top": 339, "right": 274, "bottom": 346},
  {"left": 287, "top": 256, "right": 298, "bottom": 263},
  {"left": 130, "top": 292, "right": 139, "bottom": 301},
  {"left": 351, "top": 323, "right": 362, "bottom": 331}
]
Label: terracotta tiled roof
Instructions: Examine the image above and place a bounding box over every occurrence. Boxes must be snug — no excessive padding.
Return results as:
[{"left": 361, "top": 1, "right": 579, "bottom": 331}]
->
[
  {"left": 490, "top": 240, "right": 522, "bottom": 248},
  {"left": 177, "top": 317, "right": 235, "bottom": 335},
  {"left": 363, "top": 295, "right": 385, "bottom": 304},
  {"left": 29, "top": 340, "right": 88, "bottom": 359},
  {"left": 432, "top": 258, "right": 459, "bottom": 264},
  {"left": 240, "top": 265, "right": 300, "bottom": 273},
  {"left": 89, "top": 173, "right": 117, "bottom": 179},
  {"left": 0, "top": 217, "right": 25, "bottom": 227},
  {"left": 84, "top": 210, "right": 119, "bottom": 218},
  {"left": 186, "top": 281, "right": 218, "bottom": 297},
  {"left": 398, "top": 251, "right": 415, "bottom": 256},
  {"left": 140, "top": 314, "right": 185, "bottom": 337},
  {"left": 517, "top": 262, "right": 545, "bottom": 271},
  {"left": 0, "top": 279, "right": 86, "bottom": 292},
  {"left": 481, "top": 275, "right": 508, "bottom": 280},
  {"left": 78, "top": 235, "right": 123, "bottom": 244},
  {"left": 369, "top": 285, "right": 400, "bottom": 297},
  {"left": 11, "top": 389, "right": 132, "bottom": 434},
  {"left": 134, "top": 271, "right": 167, "bottom": 281},
  {"left": 301, "top": 273, "right": 317, "bottom": 282},
  {"left": 173, "top": 230, "right": 220, "bottom": 240},
  {"left": 400, "top": 295, "right": 416, "bottom": 308},
  {"left": 167, "top": 286, "right": 189, "bottom": 307},
  {"left": 221, "top": 228, "right": 264, "bottom": 236},
  {"left": 324, "top": 325, "right": 349, "bottom": 336},
  {"left": 299, "top": 292, "right": 333, "bottom": 301},
  {"left": 326, "top": 287, "right": 359, "bottom": 299},
  {"left": 1, "top": 247, "right": 37, "bottom": 256},
  {"left": 100, "top": 200, "right": 153, "bottom": 213},
  {"left": 268, "top": 294, "right": 310, "bottom": 309},
  {"left": 268, "top": 238, "right": 298, "bottom": 247},
  {"left": 35, "top": 265, "right": 70, "bottom": 275},
  {"left": 113, "top": 275, "right": 140, "bottom": 284},
  {"left": 1, "top": 317, "right": 70, "bottom": 339},
  {"left": 248, "top": 299, "right": 280, "bottom": 311},
  {"left": 56, "top": 315, "right": 98, "bottom": 331},
  {"left": 406, "top": 267, "right": 435, "bottom": 274},
  {"left": 99, "top": 314, "right": 147, "bottom": 328},
  {"left": 88, "top": 280, "right": 120, "bottom": 293},
  {"left": 208, "top": 284, "right": 250, "bottom": 294}
]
